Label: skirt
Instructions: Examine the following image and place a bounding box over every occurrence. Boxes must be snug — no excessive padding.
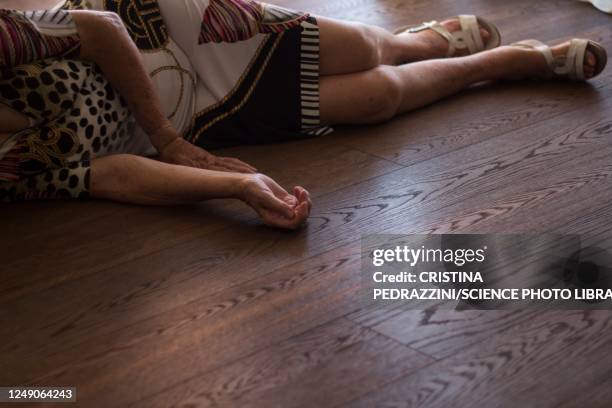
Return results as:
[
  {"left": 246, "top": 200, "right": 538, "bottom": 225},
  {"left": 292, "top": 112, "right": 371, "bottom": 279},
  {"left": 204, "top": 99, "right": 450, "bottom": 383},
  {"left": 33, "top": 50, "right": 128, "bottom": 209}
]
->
[{"left": 156, "top": 0, "right": 333, "bottom": 150}]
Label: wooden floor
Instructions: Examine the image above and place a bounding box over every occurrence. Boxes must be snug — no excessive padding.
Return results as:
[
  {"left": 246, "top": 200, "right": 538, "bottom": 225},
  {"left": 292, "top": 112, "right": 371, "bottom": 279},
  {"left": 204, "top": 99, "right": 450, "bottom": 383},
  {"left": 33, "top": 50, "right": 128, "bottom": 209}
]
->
[{"left": 3, "top": 0, "right": 612, "bottom": 407}]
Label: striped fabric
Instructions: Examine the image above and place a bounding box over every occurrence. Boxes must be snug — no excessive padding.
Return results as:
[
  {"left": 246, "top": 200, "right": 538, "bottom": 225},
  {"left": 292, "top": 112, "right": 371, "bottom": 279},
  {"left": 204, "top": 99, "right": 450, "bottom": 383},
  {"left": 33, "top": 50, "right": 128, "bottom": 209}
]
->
[
  {"left": 0, "top": 9, "right": 80, "bottom": 68},
  {"left": 259, "top": 4, "right": 310, "bottom": 33},
  {"left": 199, "top": 0, "right": 309, "bottom": 43},
  {"left": 299, "top": 19, "right": 332, "bottom": 137},
  {"left": 0, "top": 141, "right": 24, "bottom": 182}
]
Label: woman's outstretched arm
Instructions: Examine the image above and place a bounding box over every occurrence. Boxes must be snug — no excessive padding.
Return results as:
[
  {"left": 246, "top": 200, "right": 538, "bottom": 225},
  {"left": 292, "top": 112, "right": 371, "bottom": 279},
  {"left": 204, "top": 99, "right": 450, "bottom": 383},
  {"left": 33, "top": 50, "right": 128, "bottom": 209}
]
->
[{"left": 91, "top": 155, "right": 311, "bottom": 230}]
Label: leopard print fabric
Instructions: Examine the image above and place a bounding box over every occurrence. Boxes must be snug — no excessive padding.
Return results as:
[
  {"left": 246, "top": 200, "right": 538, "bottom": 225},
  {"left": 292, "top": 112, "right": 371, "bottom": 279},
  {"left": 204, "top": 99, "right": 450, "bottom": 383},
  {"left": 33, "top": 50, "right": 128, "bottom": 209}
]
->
[
  {"left": 1, "top": 0, "right": 173, "bottom": 202},
  {"left": 0, "top": 4, "right": 135, "bottom": 202},
  {"left": 0, "top": 57, "right": 133, "bottom": 201}
]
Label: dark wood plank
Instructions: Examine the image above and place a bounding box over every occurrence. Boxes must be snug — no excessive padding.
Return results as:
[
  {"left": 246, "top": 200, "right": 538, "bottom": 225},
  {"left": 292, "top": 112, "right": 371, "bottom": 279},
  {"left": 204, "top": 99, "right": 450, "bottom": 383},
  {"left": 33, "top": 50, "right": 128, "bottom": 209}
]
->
[
  {"left": 349, "top": 309, "right": 540, "bottom": 360},
  {"left": 1, "top": 246, "right": 366, "bottom": 406},
  {"left": 344, "top": 311, "right": 612, "bottom": 408},
  {"left": 139, "top": 318, "right": 433, "bottom": 408}
]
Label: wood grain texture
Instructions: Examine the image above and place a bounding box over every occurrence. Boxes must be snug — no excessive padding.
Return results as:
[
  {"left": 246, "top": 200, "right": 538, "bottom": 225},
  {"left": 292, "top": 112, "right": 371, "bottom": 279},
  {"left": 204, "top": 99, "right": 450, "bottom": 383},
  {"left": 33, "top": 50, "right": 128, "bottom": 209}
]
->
[
  {"left": 140, "top": 318, "right": 433, "bottom": 408},
  {"left": 2, "top": 0, "right": 612, "bottom": 407},
  {"left": 344, "top": 311, "right": 612, "bottom": 408},
  {"left": 1, "top": 246, "right": 367, "bottom": 405}
]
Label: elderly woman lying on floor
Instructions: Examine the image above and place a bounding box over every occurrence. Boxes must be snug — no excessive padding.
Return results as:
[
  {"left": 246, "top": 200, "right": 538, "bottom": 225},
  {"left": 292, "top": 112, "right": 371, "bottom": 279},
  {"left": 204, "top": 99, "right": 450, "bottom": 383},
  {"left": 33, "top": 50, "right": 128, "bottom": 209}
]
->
[{"left": 0, "top": 0, "right": 606, "bottom": 229}]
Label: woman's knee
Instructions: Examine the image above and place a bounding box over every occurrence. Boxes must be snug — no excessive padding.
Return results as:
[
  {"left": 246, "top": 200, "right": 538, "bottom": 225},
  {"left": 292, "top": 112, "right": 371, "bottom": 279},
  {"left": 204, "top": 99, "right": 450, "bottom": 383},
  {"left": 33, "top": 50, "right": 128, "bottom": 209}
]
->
[
  {"left": 353, "top": 23, "right": 385, "bottom": 67},
  {"left": 363, "top": 66, "right": 403, "bottom": 123},
  {"left": 319, "top": 19, "right": 383, "bottom": 69},
  {"left": 320, "top": 66, "right": 403, "bottom": 125}
]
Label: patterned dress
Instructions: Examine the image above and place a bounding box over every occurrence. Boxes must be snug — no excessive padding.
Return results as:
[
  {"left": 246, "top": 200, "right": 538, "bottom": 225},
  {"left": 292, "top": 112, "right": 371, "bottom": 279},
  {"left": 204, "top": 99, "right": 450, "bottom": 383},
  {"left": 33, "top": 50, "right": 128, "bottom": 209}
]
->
[{"left": 0, "top": 0, "right": 328, "bottom": 202}]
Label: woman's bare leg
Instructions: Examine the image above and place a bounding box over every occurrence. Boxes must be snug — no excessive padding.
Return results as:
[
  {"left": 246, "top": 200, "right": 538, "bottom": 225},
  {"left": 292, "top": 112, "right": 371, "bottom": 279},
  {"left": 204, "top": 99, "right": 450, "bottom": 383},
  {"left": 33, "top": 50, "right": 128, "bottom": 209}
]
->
[
  {"left": 317, "top": 16, "right": 491, "bottom": 76},
  {"left": 319, "top": 43, "right": 598, "bottom": 125}
]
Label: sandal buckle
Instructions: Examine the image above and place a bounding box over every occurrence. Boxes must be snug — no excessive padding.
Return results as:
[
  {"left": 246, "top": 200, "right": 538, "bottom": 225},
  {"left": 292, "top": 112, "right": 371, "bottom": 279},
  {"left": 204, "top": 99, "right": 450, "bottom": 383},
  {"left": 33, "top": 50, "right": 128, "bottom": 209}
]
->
[{"left": 407, "top": 20, "right": 436, "bottom": 33}]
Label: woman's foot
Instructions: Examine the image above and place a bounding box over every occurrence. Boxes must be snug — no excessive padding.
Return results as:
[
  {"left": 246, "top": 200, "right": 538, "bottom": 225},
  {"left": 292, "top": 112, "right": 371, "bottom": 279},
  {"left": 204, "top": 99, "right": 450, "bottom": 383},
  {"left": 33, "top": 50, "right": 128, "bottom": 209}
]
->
[
  {"left": 396, "top": 17, "right": 492, "bottom": 60},
  {"left": 542, "top": 41, "right": 597, "bottom": 79},
  {"left": 488, "top": 41, "right": 599, "bottom": 81}
]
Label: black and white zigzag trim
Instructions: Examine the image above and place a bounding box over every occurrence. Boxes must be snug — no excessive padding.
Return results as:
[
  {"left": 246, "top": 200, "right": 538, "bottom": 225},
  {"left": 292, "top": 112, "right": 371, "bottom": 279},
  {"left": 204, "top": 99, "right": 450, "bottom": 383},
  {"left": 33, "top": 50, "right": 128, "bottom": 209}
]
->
[
  {"left": 22, "top": 9, "right": 77, "bottom": 36},
  {"left": 299, "top": 19, "right": 333, "bottom": 137}
]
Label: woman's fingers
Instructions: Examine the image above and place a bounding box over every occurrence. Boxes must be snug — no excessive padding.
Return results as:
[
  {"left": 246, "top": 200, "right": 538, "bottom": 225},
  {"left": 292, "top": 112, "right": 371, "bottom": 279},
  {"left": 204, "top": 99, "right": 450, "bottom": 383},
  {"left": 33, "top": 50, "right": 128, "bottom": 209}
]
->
[
  {"left": 205, "top": 160, "right": 253, "bottom": 174},
  {"left": 259, "top": 204, "right": 309, "bottom": 230},
  {"left": 258, "top": 208, "right": 297, "bottom": 229},
  {"left": 217, "top": 156, "right": 257, "bottom": 173},
  {"left": 289, "top": 202, "right": 310, "bottom": 228},
  {"left": 221, "top": 162, "right": 254, "bottom": 174},
  {"left": 222, "top": 157, "right": 257, "bottom": 172},
  {"left": 242, "top": 175, "right": 312, "bottom": 230},
  {"left": 265, "top": 196, "right": 311, "bottom": 229},
  {"left": 188, "top": 151, "right": 256, "bottom": 173},
  {"left": 259, "top": 194, "right": 295, "bottom": 219},
  {"left": 294, "top": 201, "right": 310, "bottom": 220},
  {"left": 252, "top": 194, "right": 311, "bottom": 230},
  {"left": 204, "top": 163, "right": 227, "bottom": 172},
  {"left": 264, "top": 176, "right": 294, "bottom": 200},
  {"left": 294, "top": 186, "right": 312, "bottom": 211},
  {"left": 160, "top": 140, "right": 256, "bottom": 174},
  {"left": 284, "top": 195, "right": 298, "bottom": 206},
  {"left": 215, "top": 157, "right": 257, "bottom": 174}
]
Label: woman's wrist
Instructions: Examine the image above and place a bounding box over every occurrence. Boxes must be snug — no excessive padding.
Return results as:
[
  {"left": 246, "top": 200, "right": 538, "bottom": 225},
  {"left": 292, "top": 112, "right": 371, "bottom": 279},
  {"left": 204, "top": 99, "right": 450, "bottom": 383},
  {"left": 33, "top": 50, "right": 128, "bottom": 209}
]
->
[
  {"left": 187, "top": 169, "right": 253, "bottom": 201},
  {"left": 150, "top": 124, "right": 180, "bottom": 154},
  {"left": 232, "top": 173, "right": 255, "bottom": 201}
]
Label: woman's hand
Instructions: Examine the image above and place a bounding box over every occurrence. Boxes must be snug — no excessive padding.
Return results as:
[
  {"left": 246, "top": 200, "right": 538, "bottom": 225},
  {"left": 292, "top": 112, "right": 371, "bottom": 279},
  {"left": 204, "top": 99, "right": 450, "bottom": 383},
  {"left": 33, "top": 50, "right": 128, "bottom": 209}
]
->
[
  {"left": 239, "top": 174, "right": 312, "bottom": 230},
  {"left": 160, "top": 137, "right": 256, "bottom": 174}
]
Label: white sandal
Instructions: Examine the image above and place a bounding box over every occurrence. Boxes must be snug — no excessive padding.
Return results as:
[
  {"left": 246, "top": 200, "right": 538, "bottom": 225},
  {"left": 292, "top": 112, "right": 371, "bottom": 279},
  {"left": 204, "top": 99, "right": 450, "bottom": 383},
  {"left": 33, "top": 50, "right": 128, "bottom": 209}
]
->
[
  {"left": 394, "top": 15, "right": 501, "bottom": 57},
  {"left": 511, "top": 39, "right": 607, "bottom": 81}
]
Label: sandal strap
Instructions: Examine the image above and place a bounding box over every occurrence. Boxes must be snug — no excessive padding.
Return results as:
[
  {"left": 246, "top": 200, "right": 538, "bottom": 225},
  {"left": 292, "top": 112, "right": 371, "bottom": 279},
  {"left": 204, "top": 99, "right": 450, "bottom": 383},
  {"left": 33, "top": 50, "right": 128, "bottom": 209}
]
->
[
  {"left": 513, "top": 39, "right": 591, "bottom": 80},
  {"left": 567, "top": 39, "right": 587, "bottom": 80},
  {"left": 406, "top": 21, "right": 457, "bottom": 56},
  {"left": 428, "top": 22, "right": 458, "bottom": 57},
  {"left": 459, "top": 15, "right": 484, "bottom": 54},
  {"left": 512, "top": 39, "right": 556, "bottom": 79},
  {"left": 405, "top": 20, "right": 438, "bottom": 34},
  {"left": 405, "top": 14, "right": 486, "bottom": 57}
]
